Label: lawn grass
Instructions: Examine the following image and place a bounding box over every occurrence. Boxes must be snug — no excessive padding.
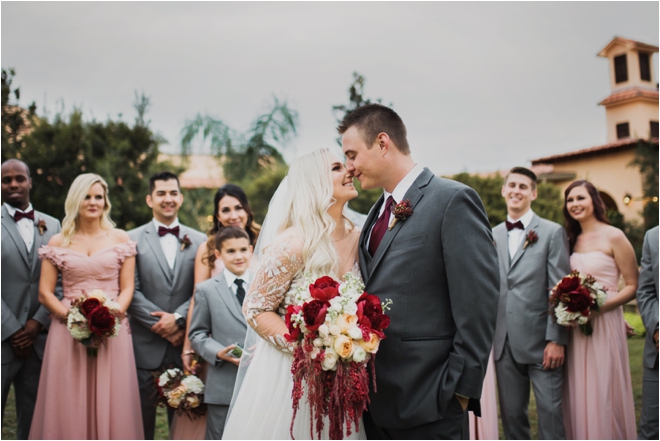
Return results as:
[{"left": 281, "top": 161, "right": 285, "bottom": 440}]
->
[{"left": 1, "top": 337, "right": 648, "bottom": 440}]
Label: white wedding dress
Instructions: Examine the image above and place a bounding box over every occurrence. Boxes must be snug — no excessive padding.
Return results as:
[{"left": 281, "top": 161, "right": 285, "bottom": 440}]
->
[{"left": 222, "top": 231, "right": 366, "bottom": 440}]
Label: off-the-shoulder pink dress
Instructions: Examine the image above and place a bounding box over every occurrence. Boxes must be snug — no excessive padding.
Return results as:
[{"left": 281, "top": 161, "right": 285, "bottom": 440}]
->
[
  {"left": 28, "top": 241, "right": 144, "bottom": 440},
  {"left": 562, "top": 251, "right": 637, "bottom": 439}
]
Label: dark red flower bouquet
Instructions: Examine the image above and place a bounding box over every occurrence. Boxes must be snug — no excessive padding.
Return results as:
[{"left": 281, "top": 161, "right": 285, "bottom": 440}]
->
[
  {"left": 548, "top": 271, "right": 607, "bottom": 336},
  {"left": 284, "top": 274, "right": 391, "bottom": 439},
  {"left": 67, "top": 290, "right": 124, "bottom": 356}
]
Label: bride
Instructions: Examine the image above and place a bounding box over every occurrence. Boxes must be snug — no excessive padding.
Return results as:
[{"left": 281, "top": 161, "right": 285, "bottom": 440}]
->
[{"left": 222, "top": 148, "right": 366, "bottom": 439}]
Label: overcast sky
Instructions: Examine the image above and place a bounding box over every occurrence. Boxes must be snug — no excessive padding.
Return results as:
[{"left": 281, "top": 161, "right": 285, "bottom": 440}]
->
[{"left": 2, "top": 2, "right": 658, "bottom": 175}]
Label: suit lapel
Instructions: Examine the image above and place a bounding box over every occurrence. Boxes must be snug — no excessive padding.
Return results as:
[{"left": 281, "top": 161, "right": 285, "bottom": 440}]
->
[
  {"left": 494, "top": 225, "right": 510, "bottom": 274},
  {"left": 369, "top": 169, "right": 431, "bottom": 276},
  {"left": 509, "top": 214, "right": 540, "bottom": 272},
  {"left": 30, "top": 211, "right": 48, "bottom": 272},
  {"left": 215, "top": 275, "right": 246, "bottom": 325},
  {"left": 172, "top": 225, "right": 192, "bottom": 287},
  {"left": 1, "top": 205, "right": 29, "bottom": 267},
  {"left": 359, "top": 195, "right": 383, "bottom": 275},
  {"left": 144, "top": 223, "right": 174, "bottom": 283}
]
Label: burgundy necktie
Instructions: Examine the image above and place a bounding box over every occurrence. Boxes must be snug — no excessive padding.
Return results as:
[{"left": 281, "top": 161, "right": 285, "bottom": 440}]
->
[
  {"left": 13, "top": 210, "right": 34, "bottom": 222},
  {"left": 506, "top": 220, "right": 524, "bottom": 231},
  {"left": 158, "top": 225, "right": 180, "bottom": 237},
  {"left": 369, "top": 196, "right": 395, "bottom": 256}
]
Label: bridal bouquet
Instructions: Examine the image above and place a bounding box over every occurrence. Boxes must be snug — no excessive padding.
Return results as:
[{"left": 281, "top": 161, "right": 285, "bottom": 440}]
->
[
  {"left": 67, "top": 290, "right": 123, "bottom": 357},
  {"left": 155, "top": 367, "right": 206, "bottom": 420},
  {"left": 284, "top": 273, "right": 391, "bottom": 440},
  {"left": 549, "top": 270, "right": 607, "bottom": 336}
]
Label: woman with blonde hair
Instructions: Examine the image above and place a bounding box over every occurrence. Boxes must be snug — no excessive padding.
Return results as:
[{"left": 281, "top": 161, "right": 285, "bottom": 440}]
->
[
  {"left": 222, "top": 148, "right": 364, "bottom": 439},
  {"left": 29, "top": 173, "right": 144, "bottom": 439}
]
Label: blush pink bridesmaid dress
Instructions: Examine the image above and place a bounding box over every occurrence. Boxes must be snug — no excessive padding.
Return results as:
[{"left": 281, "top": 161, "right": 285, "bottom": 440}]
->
[
  {"left": 562, "top": 251, "right": 637, "bottom": 440},
  {"left": 469, "top": 351, "right": 499, "bottom": 440},
  {"left": 28, "top": 241, "right": 144, "bottom": 440}
]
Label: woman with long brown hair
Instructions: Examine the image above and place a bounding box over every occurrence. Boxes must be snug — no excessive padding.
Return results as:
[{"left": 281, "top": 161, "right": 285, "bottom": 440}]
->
[{"left": 561, "top": 180, "right": 638, "bottom": 439}]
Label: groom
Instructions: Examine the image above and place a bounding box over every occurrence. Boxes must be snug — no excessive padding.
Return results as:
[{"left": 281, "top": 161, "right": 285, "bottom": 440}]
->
[{"left": 340, "top": 104, "right": 499, "bottom": 439}]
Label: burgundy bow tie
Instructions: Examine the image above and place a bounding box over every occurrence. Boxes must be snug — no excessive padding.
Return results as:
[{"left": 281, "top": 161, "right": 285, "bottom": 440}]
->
[
  {"left": 13, "top": 210, "right": 34, "bottom": 222},
  {"left": 506, "top": 220, "right": 524, "bottom": 231},
  {"left": 158, "top": 226, "right": 180, "bottom": 237}
]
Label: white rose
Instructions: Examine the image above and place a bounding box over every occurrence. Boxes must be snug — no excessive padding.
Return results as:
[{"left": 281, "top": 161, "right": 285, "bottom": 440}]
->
[
  {"left": 318, "top": 324, "right": 329, "bottom": 339},
  {"left": 329, "top": 298, "right": 343, "bottom": 313},
  {"left": 322, "top": 349, "right": 338, "bottom": 371},
  {"left": 329, "top": 324, "right": 341, "bottom": 336},
  {"left": 323, "top": 336, "right": 333, "bottom": 347},
  {"left": 352, "top": 346, "right": 367, "bottom": 363},
  {"left": 343, "top": 302, "right": 358, "bottom": 315},
  {"left": 158, "top": 372, "right": 170, "bottom": 387},
  {"left": 313, "top": 338, "right": 323, "bottom": 348},
  {"left": 88, "top": 290, "right": 107, "bottom": 302},
  {"left": 181, "top": 375, "right": 205, "bottom": 394},
  {"left": 347, "top": 326, "right": 363, "bottom": 340}
]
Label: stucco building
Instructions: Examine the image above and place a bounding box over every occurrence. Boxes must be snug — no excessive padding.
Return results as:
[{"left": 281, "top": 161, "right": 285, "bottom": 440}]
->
[{"left": 531, "top": 37, "right": 658, "bottom": 223}]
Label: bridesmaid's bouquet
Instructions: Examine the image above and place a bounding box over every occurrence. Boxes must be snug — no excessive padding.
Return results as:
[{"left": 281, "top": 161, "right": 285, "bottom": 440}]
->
[
  {"left": 67, "top": 290, "right": 124, "bottom": 357},
  {"left": 154, "top": 366, "right": 206, "bottom": 420},
  {"left": 549, "top": 271, "right": 607, "bottom": 336},
  {"left": 284, "top": 273, "right": 391, "bottom": 440}
]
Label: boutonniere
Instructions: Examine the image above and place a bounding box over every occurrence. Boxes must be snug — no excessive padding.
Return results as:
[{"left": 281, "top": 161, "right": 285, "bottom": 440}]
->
[
  {"left": 523, "top": 230, "right": 538, "bottom": 249},
  {"left": 36, "top": 219, "right": 48, "bottom": 236},
  {"left": 388, "top": 199, "right": 414, "bottom": 230},
  {"left": 178, "top": 234, "right": 192, "bottom": 252}
]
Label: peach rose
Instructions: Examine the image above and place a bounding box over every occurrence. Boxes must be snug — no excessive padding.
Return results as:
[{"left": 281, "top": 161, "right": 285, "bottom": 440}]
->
[
  {"left": 359, "top": 333, "right": 381, "bottom": 354},
  {"left": 337, "top": 314, "right": 358, "bottom": 333},
  {"left": 186, "top": 395, "right": 200, "bottom": 408},
  {"left": 167, "top": 385, "right": 187, "bottom": 408},
  {"left": 333, "top": 334, "right": 355, "bottom": 359}
]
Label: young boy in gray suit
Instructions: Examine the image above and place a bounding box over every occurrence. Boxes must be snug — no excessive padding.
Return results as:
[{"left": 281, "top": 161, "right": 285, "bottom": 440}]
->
[{"left": 189, "top": 226, "right": 252, "bottom": 439}]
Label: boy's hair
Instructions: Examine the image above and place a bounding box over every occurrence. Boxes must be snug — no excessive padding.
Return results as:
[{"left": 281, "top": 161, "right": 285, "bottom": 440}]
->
[{"left": 215, "top": 226, "right": 250, "bottom": 252}]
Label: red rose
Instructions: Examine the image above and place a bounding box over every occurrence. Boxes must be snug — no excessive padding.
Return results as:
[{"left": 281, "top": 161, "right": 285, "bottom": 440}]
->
[
  {"left": 309, "top": 276, "right": 340, "bottom": 302},
  {"left": 302, "top": 300, "right": 329, "bottom": 332},
  {"left": 556, "top": 276, "right": 581, "bottom": 294},
  {"left": 356, "top": 293, "right": 390, "bottom": 336},
  {"left": 284, "top": 305, "right": 303, "bottom": 342},
  {"left": 87, "top": 306, "right": 117, "bottom": 336},
  {"left": 561, "top": 287, "right": 594, "bottom": 315},
  {"left": 80, "top": 298, "right": 102, "bottom": 318}
]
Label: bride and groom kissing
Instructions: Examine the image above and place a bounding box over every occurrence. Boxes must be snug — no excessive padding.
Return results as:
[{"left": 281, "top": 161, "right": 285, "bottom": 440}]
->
[{"left": 223, "top": 103, "right": 499, "bottom": 440}]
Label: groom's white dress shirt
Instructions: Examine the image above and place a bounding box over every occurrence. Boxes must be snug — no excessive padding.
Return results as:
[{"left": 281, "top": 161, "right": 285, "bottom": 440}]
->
[
  {"left": 507, "top": 209, "right": 534, "bottom": 260},
  {"left": 4, "top": 202, "right": 35, "bottom": 251},
  {"left": 152, "top": 218, "right": 180, "bottom": 270},
  {"left": 366, "top": 163, "right": 424, "bottom": 249}
]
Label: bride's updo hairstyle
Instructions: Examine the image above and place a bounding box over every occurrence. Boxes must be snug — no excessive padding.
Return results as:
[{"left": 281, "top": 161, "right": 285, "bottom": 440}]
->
[
  {"left": 61, "top": 173, "right": 115, "bottom": 246},
  {"left": 278, "top": 148, "right": 351, "bottom": 278}
]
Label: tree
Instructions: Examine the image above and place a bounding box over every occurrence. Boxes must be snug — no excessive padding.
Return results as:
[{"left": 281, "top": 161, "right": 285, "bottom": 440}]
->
[
  {"left": 180, "top": 96, "right": 298, "bottom": 183},
  {"left": 332, "top": 72, "right": 391, "bottom": 214},
  {"left": 2, "top": 68, "right": 37, "bottom": 161},
  {"left": 242, "top": 164, "right": 289, "bottom": 224},
  {"left": 630, "top": 139, "right": 659, "bottom": 231},
  {"left": 12, "top": 90, "right": 173, "bottom": 230}
]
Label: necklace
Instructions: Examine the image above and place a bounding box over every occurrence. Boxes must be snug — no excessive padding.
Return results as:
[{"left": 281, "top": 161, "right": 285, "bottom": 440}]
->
[{"left": 332, "top": 229, "right": 350, "bottom": 242}]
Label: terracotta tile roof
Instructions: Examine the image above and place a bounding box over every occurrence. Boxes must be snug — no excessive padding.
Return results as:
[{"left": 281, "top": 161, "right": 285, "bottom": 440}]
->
[
  {"left": 599, "top": 87, "right": 659, "bottom": 106},
  {"left": 531, "top": 138, "right": 658, "bottom": 165},
  {"left": 598, "top": 37, "right": 659, "bottom": 57}
]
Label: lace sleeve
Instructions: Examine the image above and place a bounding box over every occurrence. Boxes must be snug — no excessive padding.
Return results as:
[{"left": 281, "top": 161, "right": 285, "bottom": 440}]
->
[{"left": 242, "top": 233, "right": 304, "bottom": 353}]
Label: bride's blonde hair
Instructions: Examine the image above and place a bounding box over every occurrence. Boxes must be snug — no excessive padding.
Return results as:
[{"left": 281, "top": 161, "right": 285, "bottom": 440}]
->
[
  {"left": 278, "top": 149, "right": 353, "bottom": 278},
  {"left": 61, "top": 173, "right": 115, "bottom": 246}
]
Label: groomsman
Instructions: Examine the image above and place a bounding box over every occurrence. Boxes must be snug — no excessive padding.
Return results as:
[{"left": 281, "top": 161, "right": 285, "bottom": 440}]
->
[
  {"left": 1, "top": 159, "right": 61, "bottom": 439},
  {"left": 637, "top": 226, "right": 658, "bottom": 440},
  {"left": 128, "top": 171, "right": 205, "bottom": 439},
  {"left": 492, "top": 167, "right": 569, "bottom": 440}
]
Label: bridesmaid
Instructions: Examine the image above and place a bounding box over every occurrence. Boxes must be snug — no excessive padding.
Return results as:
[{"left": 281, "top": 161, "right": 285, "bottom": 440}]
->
[
  {"left": 29, "top": 174, "right": 143, "bottom": 439},
  {"left": 468, "top": 351, "right": 499, "bottom": 440},
  {"left": 561, "top": 180, "right": 638, "bottom": 439},
  {"left": 170, "top": 184, "right": 259, "bottom": 440}
]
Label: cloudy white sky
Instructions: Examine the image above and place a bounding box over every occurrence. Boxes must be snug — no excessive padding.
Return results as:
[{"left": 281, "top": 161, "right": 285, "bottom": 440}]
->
[{"left": 2, "top": 2, "right": 658, "bottom": 175}]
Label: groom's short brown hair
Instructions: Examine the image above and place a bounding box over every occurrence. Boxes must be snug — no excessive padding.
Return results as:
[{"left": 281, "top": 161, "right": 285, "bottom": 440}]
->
[{"left": 337, "top": 104, "right": 410, "bottom": 155}]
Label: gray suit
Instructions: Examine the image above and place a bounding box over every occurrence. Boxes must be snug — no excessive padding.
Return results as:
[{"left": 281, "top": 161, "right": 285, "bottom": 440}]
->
[
  {"left": 127, "top": 221, "right": 205, "bottom": 439},
  {"left": 360, "top": 169, "right": 499, "bottom": 439},
  {"left": 637, "top": 226, "right": 658, "bottom": 440},
  {"left": 1, "top": 205, "right": 61, "bottom": 440},
  {"left": 189, "top": 274, "right": 248, "bottom": 440},
  {"left": 492, "top": 214, "right": 570, "bottom": 439}
]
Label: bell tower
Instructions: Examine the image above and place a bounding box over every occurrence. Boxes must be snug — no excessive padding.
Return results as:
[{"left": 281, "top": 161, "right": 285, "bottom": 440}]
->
[{"left": 597, "top": 37, "right": 659, "bottom": 143}]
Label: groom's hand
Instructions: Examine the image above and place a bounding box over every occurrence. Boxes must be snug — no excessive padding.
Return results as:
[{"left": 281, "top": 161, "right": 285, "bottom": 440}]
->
[
  {"left": 150, "top": 311, "right": 178, "bottom": 337},
  {"left": 542, "top": 341, "right": 565, "bottom": 370},
  {"left": 455, "top": 394, "right": 469, "bottom": 411}
]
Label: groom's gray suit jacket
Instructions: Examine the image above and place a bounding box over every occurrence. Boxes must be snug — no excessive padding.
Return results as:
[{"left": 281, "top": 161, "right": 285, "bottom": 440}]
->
[
  {"left": 359, "top": 168, "right": 499, "bottom": 430},
  {"left": 189, "top": 273, "right": 248, "bottom": 405},
  {"left": 637, "top": 226, "right": 658, "bottom": 370},
  {"left": 492, "top": 214, "right": 570, "bottom": 364},
  {"left": 1, "top": 205, "right": 61, "bottom": 364},
  {"left": 128, "top": 222, "right": 205, "bottom": 370}
]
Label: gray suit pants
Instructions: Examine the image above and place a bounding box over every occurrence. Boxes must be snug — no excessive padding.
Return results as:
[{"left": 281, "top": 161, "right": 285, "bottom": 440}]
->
[
  {"left": 639, "top": 365, "right": 659, "bottom": 440},
  {"left": 205, "top": 404, "right": 229, "bottom": 440},
  {"left": 1, "top": 349, "right": 42, "bottom": 440},
  {"left": 496, "top": 339, "right": 565, "bottom": 440}
]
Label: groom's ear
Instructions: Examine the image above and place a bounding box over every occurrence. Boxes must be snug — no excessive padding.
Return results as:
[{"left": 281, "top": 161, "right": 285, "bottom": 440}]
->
[{"left": 375, "top": 132, "right": 391, "bottom": 154}]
